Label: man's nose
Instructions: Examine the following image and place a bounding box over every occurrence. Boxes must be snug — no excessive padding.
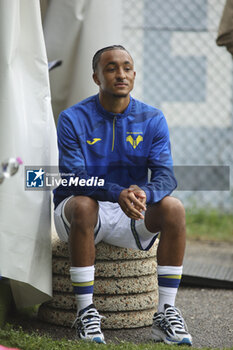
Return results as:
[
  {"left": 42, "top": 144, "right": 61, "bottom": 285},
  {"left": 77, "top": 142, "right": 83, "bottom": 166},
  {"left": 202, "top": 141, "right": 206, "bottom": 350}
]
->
[{"left": 116, "top": 67, "right": 126, "bottom": 79}]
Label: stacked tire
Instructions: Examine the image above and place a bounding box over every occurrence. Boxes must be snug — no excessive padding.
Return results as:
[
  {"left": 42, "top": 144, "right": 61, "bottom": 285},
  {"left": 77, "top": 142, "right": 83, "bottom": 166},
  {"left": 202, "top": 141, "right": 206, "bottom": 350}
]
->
[{"left": 39, "top": 237, "right": 158, "bottom": 329}]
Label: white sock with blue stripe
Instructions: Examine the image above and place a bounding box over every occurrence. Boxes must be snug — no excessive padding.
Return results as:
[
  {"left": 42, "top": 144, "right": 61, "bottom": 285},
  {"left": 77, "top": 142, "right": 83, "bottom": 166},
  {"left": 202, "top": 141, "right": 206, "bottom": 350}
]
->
[
  {"left": 70, "top": 266, "right": 95, "bottom": 314},
  {"left": 157, "top": 265, "right": 183, "bottom": 313}
]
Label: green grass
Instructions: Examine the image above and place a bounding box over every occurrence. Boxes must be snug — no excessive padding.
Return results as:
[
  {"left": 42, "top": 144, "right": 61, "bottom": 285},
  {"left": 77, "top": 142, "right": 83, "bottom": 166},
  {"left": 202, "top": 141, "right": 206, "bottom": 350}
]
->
[
  {"left": 0, "top": 324, "right": 228, "bottom": 350},
  {"left": 186, "top": 209, "right": 233, "bottom": 242}
]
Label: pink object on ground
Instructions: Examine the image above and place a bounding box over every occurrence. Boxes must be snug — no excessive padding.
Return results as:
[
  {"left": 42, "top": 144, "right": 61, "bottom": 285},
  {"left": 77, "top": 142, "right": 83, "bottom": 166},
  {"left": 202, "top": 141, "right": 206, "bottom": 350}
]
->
[{"left": 0, "top": 346, "right": 20, "bottom": 350}]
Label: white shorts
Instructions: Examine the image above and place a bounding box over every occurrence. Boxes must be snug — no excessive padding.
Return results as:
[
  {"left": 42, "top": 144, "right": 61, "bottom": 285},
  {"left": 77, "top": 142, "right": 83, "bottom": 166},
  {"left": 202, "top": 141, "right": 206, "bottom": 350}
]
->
[{"left": 54, "top": 196, "right": 159, "bottom": 251}]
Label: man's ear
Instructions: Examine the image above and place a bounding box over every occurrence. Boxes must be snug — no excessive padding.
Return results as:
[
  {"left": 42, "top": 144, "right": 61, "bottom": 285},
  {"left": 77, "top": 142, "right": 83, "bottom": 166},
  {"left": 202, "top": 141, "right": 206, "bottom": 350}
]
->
[{"left": 93, "top": 73, "right": 100, "bottom": 86}]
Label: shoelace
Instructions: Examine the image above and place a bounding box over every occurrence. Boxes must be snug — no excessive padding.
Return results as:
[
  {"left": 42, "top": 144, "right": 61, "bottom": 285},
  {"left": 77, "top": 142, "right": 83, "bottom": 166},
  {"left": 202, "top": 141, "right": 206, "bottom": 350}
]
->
[
  {"left": 72, "top": 308, "right": 105, "bottom": 336},
  {"left": 161, "top": 306, "right": 188, "bottom": 332}
]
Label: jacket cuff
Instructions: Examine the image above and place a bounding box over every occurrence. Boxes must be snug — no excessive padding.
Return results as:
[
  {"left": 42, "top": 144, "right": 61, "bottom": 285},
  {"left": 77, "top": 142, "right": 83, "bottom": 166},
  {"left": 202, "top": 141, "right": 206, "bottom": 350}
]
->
[{"left": 108, "top": 184, "right": 125, "bottom": 202}]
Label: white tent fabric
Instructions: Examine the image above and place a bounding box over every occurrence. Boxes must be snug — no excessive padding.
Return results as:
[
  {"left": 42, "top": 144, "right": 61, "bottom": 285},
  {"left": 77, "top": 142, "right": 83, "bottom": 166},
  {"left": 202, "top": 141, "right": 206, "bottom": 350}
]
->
[
  {"left": 0, "top": 0, "right": 57, "bottom": 307},
  {"left": 0, "top": 0, "right": 122, "bottom": 308},
  {"left": 43, "top": 0, "right": 122, "bottom": 121}
]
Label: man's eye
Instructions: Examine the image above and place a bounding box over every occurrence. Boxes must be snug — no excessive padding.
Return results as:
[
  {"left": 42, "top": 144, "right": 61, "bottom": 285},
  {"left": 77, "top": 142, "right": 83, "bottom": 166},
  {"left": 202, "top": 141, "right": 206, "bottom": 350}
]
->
[
  {"left": 125, "top": 67, "right": 131, "bottom": 71},
  {"left": 107, "top": 68, "right": 115, "bottom": 72}
]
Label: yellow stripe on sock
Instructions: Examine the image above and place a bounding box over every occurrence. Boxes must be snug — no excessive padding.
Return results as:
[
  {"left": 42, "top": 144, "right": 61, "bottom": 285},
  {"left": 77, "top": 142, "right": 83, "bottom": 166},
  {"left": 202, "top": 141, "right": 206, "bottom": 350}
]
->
[
  {"left": 160, "top": 275, "right": 181, "bottom": 279},
  {"left": 72, "top": 281, "right": 94, "bottom": 287}
]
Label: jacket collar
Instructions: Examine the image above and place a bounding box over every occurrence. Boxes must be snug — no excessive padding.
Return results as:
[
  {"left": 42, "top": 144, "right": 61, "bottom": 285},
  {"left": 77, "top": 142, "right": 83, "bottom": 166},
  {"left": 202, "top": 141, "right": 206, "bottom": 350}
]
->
[{"left": 94, "top": 94, "right": 133, "bottom": 119}]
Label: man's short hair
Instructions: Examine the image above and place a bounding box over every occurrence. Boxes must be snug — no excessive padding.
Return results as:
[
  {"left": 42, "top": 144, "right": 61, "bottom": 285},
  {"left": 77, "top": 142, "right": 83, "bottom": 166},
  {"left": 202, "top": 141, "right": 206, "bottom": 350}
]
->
[{"left": 92, "top": 45, "right": 129, "bottom": 72}]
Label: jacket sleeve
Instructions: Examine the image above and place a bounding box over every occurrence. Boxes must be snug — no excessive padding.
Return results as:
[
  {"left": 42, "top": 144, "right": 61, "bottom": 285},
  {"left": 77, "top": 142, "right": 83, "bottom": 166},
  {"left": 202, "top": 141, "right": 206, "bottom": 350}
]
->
[
  {"left": 57, "top": 112, "right": 124, "bottom": 202},
  {"left": 140, "top": 112, "right": 177, "bottom": 204}
]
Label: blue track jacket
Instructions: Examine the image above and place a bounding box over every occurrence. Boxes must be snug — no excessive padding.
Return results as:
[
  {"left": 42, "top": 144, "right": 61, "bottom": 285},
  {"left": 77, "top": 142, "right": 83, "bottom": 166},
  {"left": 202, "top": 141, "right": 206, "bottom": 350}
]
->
[{"left": 53, "top": 94, "right": 177, "bottom": 208}]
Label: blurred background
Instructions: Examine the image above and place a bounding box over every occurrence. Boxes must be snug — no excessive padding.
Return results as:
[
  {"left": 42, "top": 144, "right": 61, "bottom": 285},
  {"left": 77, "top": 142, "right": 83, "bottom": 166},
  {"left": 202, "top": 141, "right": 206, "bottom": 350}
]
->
[{"left": 122, "top": 0, "right": 232, "bottom": 211}]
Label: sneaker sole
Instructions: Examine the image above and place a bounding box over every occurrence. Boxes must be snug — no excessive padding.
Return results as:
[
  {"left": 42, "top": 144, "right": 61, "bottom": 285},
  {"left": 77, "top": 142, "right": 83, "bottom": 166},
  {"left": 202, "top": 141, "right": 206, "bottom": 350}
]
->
[
  {"left": 151, "top": 328, "right": 192, "bottom": 346},
  {"left": 79, "top": 336, "right": 106, "bottom": 344}
]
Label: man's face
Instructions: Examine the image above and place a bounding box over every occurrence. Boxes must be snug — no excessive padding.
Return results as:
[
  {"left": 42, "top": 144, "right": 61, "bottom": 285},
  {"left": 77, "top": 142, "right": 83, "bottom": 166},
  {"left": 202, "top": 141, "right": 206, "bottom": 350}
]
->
[{"left": 93, "top": 49, "right": 136, "bottom": 98}]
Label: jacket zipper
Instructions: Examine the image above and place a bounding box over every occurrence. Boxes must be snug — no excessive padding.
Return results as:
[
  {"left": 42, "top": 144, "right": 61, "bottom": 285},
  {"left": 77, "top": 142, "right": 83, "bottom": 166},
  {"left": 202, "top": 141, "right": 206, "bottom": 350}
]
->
[{"left": 112, "top": 116, "right": 116, "bottom": 151}]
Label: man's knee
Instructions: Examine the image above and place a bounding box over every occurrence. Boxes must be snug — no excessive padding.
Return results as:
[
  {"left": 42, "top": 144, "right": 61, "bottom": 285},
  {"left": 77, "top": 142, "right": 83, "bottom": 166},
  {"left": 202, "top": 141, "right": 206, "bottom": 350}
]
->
[
  {"left": 160, "top": 196, "right": 185, "bottom": 221},
  {"left": 65, "top": 196, "right": 98, "bottom": 228},
  {"left": 145, "top": 196, "right": 185, "bottom": 232}
]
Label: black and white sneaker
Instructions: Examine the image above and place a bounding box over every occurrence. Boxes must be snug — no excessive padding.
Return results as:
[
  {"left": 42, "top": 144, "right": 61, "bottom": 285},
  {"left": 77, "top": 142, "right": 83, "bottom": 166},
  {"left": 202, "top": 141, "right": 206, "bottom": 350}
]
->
[
  {"left": 151, "top": 304, "right": 192, "bottom": 346},
  {"left": 72, "top": 304, "right": 106, "bottom": 344}
]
